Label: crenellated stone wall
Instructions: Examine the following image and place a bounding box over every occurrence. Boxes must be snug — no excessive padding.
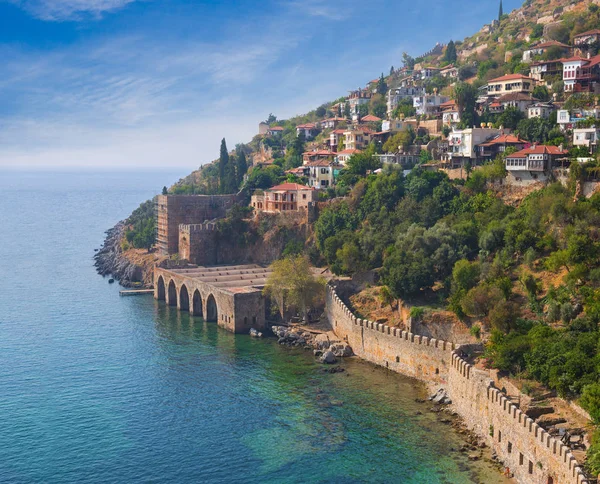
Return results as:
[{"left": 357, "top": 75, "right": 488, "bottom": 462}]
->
[{"left": 326, "top": 284, "right": 589, "bottom": 484}]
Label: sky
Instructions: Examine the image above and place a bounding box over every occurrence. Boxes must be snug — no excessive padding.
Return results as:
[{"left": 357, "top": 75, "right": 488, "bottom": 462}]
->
[{"left": 0, "top": 0, "right": 521, "bottom": 170}]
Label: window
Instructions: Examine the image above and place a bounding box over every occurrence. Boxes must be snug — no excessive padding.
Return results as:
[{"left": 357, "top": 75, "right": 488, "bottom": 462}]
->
[
  {"left": 302, "top": 194, "right": 306, "bottom": 200},
  {"left": 508, "top": 442, "right": 512, "bottom": 454},
  {"left": 528, "top": 461, "right": 533, "bottom": 474},
  {"left": 519, "top": 453, "right": 524, "bottom": 466},
  {"left": 498, "top": 430, "right": 502, "bottom": 442}
]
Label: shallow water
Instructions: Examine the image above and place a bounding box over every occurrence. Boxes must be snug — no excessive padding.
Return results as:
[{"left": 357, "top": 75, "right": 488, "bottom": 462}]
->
[{"left": 0, "top": 170, "right": 508, "bottom": 483}]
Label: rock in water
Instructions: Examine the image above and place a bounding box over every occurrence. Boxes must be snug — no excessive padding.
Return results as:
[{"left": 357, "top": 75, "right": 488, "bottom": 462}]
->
[
  {"left": 249, "top": 328, "right": 263, "bottom": 338},
  {"left": 320, "top": 350, "right": 337, "bottom": 364}
]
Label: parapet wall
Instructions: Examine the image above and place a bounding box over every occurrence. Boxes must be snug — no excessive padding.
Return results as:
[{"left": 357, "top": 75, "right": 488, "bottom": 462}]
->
[
  {"left": 326, "top": 283, "right": 588, "bottom": 484},
  {"left": 179, "top": 223, "right": 218, "bottom": 266}
]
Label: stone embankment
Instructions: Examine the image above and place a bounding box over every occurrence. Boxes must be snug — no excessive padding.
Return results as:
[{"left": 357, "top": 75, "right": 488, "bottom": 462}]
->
[
  {"left": 94, "top": 222, "right": 153, "bottom": 288},
  {"left": 271, "top": 325, "right": 353, "bottom": 364},
  {"left": 326, "top": 283, "right": 590, "bottom": 484}
]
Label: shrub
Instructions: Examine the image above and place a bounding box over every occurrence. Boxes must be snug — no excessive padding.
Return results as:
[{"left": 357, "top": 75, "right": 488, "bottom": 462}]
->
[
  {"left": 470, "top": 324, "right": 481, "bottom": 339},
  {"left": 410, "top": 306, "right": 425, "bottom": 321},
  {"left": 461, "top": 284, "right": 504, "bottom": 317}
]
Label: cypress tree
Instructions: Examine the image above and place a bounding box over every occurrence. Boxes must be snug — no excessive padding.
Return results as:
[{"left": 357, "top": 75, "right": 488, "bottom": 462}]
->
[
  {"left": 444, "top": 40, "right": 457, "bottom": 63},
  {"left": 376, "top": 73, "right": 387, "bottom": 95},
  {"left": 235, "top": 146, "right": 247, "bottom": 187},
  {"left": 344, "top": 102, "right": 351, "bottom": 119},
  {"left": 219, "top": 138, "right": 229, "bottom": 194},
  {"left": 498, "top": 0, "right": 503, "bottom": 20}
]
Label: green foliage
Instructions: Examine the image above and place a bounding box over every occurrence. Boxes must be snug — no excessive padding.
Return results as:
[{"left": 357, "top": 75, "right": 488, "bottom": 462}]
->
[
  {"left": 470, "top": 324, "right": 481, "bottom": 339},
  {"left": 444, "top": 40, "right": 457, "bottom": 63},
  {"left": 409, "top": 306, "right": 425, "bottom": 320},
  {"left": 125, "top": 199, "right": 156, "bottom": 251},
  {"left": 246, "top": 165, "right": 285, "bottom": 190}
]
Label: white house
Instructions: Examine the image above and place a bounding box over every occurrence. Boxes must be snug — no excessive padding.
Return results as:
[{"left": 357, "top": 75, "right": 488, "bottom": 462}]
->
[
  {"left": 573, "top": 127, "right": 600, "bottom": 153},
  {"left": 296, "top": 123, "right": 318, "bottom": 139},
  {"left": 305, "top": 160, "right": 343, "bottom": 189},
  {"left": 527, "top": 102, "right": 555, "bottom": 119},
  {"left": 413, "top": 94, "right": 449, "bottom": 116},
  {"left": 336, "top": 148, "right": 361, "bottom": 165},
  {"left": 440, "top": 100, "right": 460, "bottom": 125},
  {"left": 497, "top": 92, "right": 536, "bottom": 114},
  {"left": 387, "top": 86, "right": 425, "bottom": 117},
  {"left": 445, "top": 127, "right": 502, "bottom": 167},
  {"left": 505, "top": 145, "right": 568, "bottom": 185}
]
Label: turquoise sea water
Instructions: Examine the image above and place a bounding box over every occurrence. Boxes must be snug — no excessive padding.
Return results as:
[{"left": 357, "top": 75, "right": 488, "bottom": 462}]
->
[{"left": 0, "top": 170, "right": 507, "bottom": 483}]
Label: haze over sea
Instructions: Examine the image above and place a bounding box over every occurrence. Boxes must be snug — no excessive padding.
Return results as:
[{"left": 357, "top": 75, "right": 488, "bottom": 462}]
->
[{"left": 0, "top": 170, "right": 507, "bottom": 483}]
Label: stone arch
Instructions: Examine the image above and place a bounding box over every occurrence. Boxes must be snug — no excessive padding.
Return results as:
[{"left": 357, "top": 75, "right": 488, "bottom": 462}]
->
[
  {"left": 179, "top": 284, "right": 190, "bottom": 311},
  {"left": 192, "top": 290, "right": 203, "bottom": 317},
  {"left": 167, "top": 280, "right": 177, "bottom": 306},
  {"left": 157, "top": 276, "right": 166, "bottom": 301},
  {"left": 206, "top": 294, "right": 218, "bottom": 322}
]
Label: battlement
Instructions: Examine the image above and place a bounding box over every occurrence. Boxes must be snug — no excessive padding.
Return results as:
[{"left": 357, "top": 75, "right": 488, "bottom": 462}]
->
[{"left": 179, "top": 222, "right": 217, "bottom": 233}]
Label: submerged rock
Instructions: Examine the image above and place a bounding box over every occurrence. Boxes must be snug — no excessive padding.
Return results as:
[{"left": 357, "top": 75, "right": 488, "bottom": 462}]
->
[{"left": 320, "top": 350, "right": 337, "bottom": 364}]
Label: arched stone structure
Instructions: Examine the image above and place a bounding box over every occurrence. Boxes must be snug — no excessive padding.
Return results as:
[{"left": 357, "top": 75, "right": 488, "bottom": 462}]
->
[
  {"left": 191, "top": 290, "right": 203, "bottom": 316},
  {"left": 206, "top": 294, "right": 218, "bottom": 322},
  {"left": 157, "top": 276, "right": 166, "bottom": 301},
  {"left": 179, "top": 284, "right": 190, "bottom": 311},
  {"left": 167, "top": 280, "right": 177, "bottom": 306}
]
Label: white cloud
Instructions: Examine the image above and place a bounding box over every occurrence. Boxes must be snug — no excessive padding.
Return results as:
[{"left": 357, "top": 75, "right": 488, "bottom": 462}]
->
[
  {"left": 285, "top": 0, "right": 348, "bottom": 20},
  {"left": 8, "top": 0, "right": 135, "bottom": 21}
]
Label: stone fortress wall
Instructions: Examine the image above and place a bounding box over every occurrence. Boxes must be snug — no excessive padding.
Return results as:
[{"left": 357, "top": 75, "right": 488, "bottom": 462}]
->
[
  {"left": 326, "top": 283, "right": 589, "bottom": 484},
  {"left": 179, "top": 222, "right": 218, "bottom": 266}
]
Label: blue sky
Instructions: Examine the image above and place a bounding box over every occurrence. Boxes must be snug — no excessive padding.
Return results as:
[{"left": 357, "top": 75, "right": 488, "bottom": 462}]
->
[{"left": 0, "top": 0, "right": 520, "bottom": 169}]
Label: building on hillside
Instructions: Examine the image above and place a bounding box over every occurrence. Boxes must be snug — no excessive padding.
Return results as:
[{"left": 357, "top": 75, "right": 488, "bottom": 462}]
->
[
  {"left": 267, "top": 126, "right": 284, "bottom": 136},
  {"left": 296, "top": 123, "right": 319, "bottom": 139},
  {"left": 476, "top": 133, "right": 529, "bottom": 163},
  {"left": 573, "top": 127, "right": 600, "bottom": 154},
  {"left": 527, "top": 102, "right": 556, "bottom": 119},
  {"left": 360, "top": 114, "right": 382, "bottom": 124},
  {"left": 497, "top": 92, "right": 537, "bottom": 114},
  {"left": 505, "top": 144, "right": 568, "bottom": 185},
  {"left": 557, "top": 107, "right": 600, "bottom": 130},
  {"left": 343, "top": 126, "right": 373, "bottom": 150},
  {"left": 305, "top": 160, "right": 343, "bottom": 189},
  {"left": 444, "top": 127, "right": 502, "bottom": 168},
  {"left": 440, "top": 65, "right": 458, "bottom": 78},
  {"left": 336, "top": 148, "right": 361, "bottom": 165},
  {"left": 328, "top": 129, "right": 346, "bottom": 151},
  {"left": 302, "top": 150, "right": 337, "bottom": 165},
  {"left": 413, "top": 94, "right": 449, "bottom": 116},
  {"left": 440, "top": 100, "right": 460, "bottom": 125},
  {"left": 348, "top": 89, "right": 372, "bottom": 115},
  {"left": 486, "top": 74, "right": 536, "bottom": 97},
  {"left": 386, "top": 86, "right": 425, "bottom": 117},
  {"left": 417, "top": 67, "right": 441, "bottom": 80},
  {"left": 381, "top": 119, "right": 416, "bottom": 133},
  {"left": 320, "top": 117, "right": 347, "bottom": 130},
  {"left": 562, "top": 55, "right": 600, "bottom": 93},
  {"left": 574, "top": 30, "right": 600, "bottom": 56},
  {"left": 250, "top": 183, "right": 316, "bottom": 213},
  {"left": 522, "top": 40, "right": 570, "bottom": 63},
  {"left": 375, "top": 151, "right": 420, "bottom": 166},
  {"left": 529, "top": 59, "right": 563, "bottom": 86}
]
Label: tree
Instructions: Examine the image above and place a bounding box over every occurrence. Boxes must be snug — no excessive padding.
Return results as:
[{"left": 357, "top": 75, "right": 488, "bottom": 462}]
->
[
  {"left": 454, "top": 82, "right": 478, "bottom": 128},
  {"left": 498, "top": 0, "right": 503, "bottom": 21},
  {"left": 389, "top": 66, "right": 394, "bottom": 76},
  {"left": 402, "top": 52, "right": 415, "bottom": 70},
  {"left": 235, "top": 146, "right": 247, "bottom": 187},
  {"left": 532, "top": 85, "right": 550, "bottom": 102},
  {"left": 383, "top": 128, "right": 415, "bottom": 153},
  {"left": 162, "top": 186, "right": 168, "bottom": 195},
  {"left": 316, "top": 105, "right": 327, "bottom": 117},
  {"left": 581, "top": 383, "right": 600, "bottom": 424},
  {"left": 263, "top": 255, "right": 326, "bottom": 322},
  {"left": 444, "top": 40, "right": 457, "bottom": 63},
  {"left": 265, "top": 113, "right": 277, "bottom": 124},
  {"left": 496, "top": 106, "right": 525, "bottom": 130},
  {"left": 219, "top": 138, "right": 229, "bottom": 194},
  {"left": 376, "top": 73, "right": 387, "bottom": 95},
  {"left": 344, "top": 102, "right": 351, "bottom": 119}
]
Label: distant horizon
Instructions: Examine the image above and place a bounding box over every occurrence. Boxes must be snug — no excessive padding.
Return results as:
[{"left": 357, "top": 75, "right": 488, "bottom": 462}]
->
[{"left": 0, "top": 0, "right": 520, "bottom": 169}]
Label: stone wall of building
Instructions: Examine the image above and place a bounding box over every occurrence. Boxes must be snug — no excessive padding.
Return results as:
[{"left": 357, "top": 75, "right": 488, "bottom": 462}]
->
[
  {"left": 179, "top": 223, "right": 218, "bottom": 266},
  {"left": 156, "top": 194, "right": 239, "bottom": 255},
  {"left": 326, "top": 283, "right": 589, "bottom": 484}
]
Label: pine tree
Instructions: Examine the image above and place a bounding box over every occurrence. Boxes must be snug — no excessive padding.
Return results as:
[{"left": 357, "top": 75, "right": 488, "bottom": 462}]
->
[
  {"left": 498, "top": 0, "right": 503, "bottom": 21},
  {"left": 344, "top": 102, "right": 351, "bottom": 119},
  {"left": 337, "top": 104, "right": 342, "bottom": 117},
  {"left": 390, "top": 66, "right": 394, "bottom": 76},
  {"left": 219, "top": 138, "right": 229, "bottom": 194}
]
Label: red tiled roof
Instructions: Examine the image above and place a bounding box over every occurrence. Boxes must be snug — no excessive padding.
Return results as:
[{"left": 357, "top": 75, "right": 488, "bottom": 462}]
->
[
  {"left": 323, "top": 117, "right": 346, "bottom": 122},
  {"left": 530, "top": 40, "right": 570, "bottom": 49},
  {"left": 498, "top": 92, "right": 537, "bottom": 102},
  {"left": 361, "top": 114, "right": 382, "bottom": 122},
  {"left": 268, "top": 126, "right": 284, "bottom": 131},
  {"left": 337, "top": 149, "right": 362, "bottom": 155},
  {"left": 269, "top": 183, "right": 314, "bottom": 191},
  {"left": 332, "top": 129, "right": 346, "bottom": 134},
  {"left": 286, "top": 167, "right": 306, "bottom": 175},
  {"left": 305, "top": 159, "right": 339, "bottom": 167},
  {"left": 488, "top": 73, "right": 534, "bottom": 82},
  {"left": 574, "top": 29, "right": 600, "bottom": 38},
  {"left": 303, "top": 150, "right": 336, "bottom": 156},
  {"left": 297, "top": 123, "right": 317, "bottom": 129},
  {"left": 507, "top": 145, "right": 568, "bottom": 158},
  {"left": 479, "top": 134, "right": 528, "bottom": 147},
  {"left": 560, "top": 56, "right": 589, "bottom": 63}
]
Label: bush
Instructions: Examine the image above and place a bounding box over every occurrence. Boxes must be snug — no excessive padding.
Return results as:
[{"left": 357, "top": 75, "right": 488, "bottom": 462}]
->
[
  {"left": 470, "top": 324, "right": 481, "bottom": 339},
  {"left": 410, "top": 306, "right": 425, "bottom": 321},
  {"left": 461, "top": 284, "right": 504, "bottom": 317},
  {"left": 580, "top": 383, "right": 600, "bottom": 424}
]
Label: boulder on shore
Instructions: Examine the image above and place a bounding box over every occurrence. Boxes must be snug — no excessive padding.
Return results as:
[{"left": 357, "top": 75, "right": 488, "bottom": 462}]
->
[{"left": 320, "top": 350, "right": 337, "bottom": 364}]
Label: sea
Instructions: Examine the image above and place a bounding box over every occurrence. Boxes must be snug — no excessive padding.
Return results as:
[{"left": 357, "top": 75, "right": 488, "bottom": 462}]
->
[{"left": 0, "top": 170, "right": 508, "bottom": 483}]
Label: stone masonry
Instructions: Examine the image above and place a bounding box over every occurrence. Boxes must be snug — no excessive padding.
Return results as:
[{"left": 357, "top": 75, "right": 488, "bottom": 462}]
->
[
  {"left": 326, "top": 284, "right": 589, "bottom": 484},
  {"left": 154, "top": 263, "right": 271, "bottom": 334},
  {"left": 156, "top": 194, "right": 239, "bottom": 255}
]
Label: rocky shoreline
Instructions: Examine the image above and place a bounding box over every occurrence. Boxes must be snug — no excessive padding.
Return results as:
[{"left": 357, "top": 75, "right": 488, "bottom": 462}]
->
[{"left": 94, "top": 222, "right": 149, "bottom": 288}]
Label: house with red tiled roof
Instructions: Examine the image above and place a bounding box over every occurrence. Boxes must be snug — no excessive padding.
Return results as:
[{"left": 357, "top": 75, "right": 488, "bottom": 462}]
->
[
  {"left": 250, "top": 183, "right": 316, "bottom": 213},
  {"left": 529, "top": 59, "right": 563, "bottom": 86},
  {"left": 441, "top": 100, "right": 460, "bottom": 125},
  {"left": 328, "top": 129, "right": 346, "bottom": 151},
  {"left": 562, "top": 54, "right": 600, "bottom": 93},
  {"left": 476, "top": 133, "right": 529, "bottom": 162},
  {"left": 505, "top": 145, "right": 568, "bottom": 185},
  {"left": 574, "top": 30, "right": 600, "bottom": 55},
  {"left": 267, "top": 126, "right": 284, "bottom": 136},
  {"left": 296, "top": 123, "right": 319, "bottom": 140},
  {"left": 336, "top": 148, "right": 362, "bottom": 165},
  {"left": 497, "top": 92, "right": 538, "bottom": 114},
  {"left": 486, "top": 74, "right": 536, "bottom": 97},
  {"left": 305, "top": 160, "right": 343, "bottom": 189},
  {"left": 522, "top": 40, "right": 571, "bottom": 63},
  {"left": 320, "top": 117, "right": 347, "bottom": 130},
  {"left": 302, "top": 150, "right": 337, "bottom": 165},
  {"left": 360, "top": 114, "right": 382, "bottom": 123},
  {"left": 343, "top": 126, "right": 374, "bottom": 150}
]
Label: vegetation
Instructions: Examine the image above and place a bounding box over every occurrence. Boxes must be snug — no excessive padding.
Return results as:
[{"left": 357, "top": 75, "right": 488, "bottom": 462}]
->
[{"left": 124, "top": 199, "right": 156, "bottom": 251}]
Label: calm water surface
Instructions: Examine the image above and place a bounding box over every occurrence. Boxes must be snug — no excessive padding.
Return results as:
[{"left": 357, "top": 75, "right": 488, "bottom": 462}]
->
[{"left": 0, "top": 170, "right": 507, "bottom": 483}]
